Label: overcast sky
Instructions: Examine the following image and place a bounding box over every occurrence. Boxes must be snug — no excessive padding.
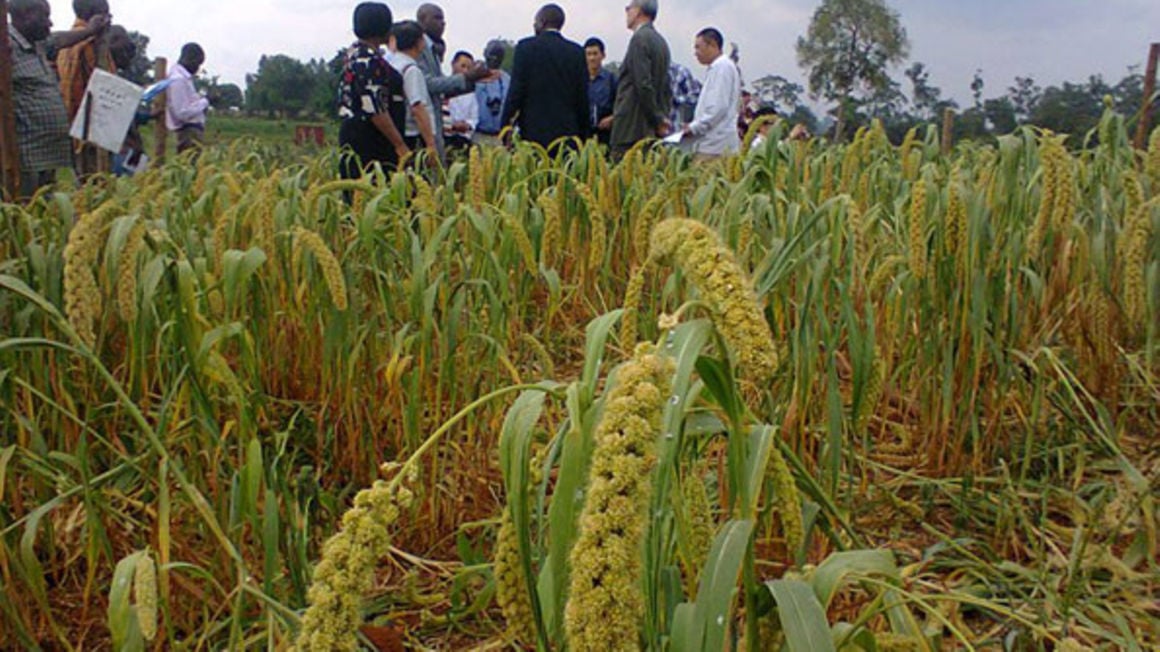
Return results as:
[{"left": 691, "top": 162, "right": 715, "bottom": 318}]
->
[{"left": 49, "top": 0, "right": 1160, "bottom": 106}]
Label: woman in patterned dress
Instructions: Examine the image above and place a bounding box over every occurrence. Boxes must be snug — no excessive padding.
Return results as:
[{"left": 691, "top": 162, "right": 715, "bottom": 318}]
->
[{"left": 338, "top": 2, "right": 410, "bottom": 181}]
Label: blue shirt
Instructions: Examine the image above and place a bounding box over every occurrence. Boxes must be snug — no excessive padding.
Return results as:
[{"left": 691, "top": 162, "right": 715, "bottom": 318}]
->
[
  {"left": 475, "top": 71, "right": 510, "bottom": 135},
  {"left": 588, "top": 68, "right": 618, "bottom": 128}
]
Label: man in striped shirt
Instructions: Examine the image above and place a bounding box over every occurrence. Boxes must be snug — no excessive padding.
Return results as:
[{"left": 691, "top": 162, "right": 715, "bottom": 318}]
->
[{"left": 8, "top": 0, "right": 72, "bottom": 197}]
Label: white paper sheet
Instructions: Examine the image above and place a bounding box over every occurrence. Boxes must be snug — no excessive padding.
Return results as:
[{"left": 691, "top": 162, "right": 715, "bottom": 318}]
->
[{"left": 69, "top": 69, "right": 145, "bottom": 153}]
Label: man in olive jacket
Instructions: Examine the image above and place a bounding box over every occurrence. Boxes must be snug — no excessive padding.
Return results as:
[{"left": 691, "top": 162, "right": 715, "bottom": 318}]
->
[{"left": 610, "top": 0, "right": 672, "bottom": 157}]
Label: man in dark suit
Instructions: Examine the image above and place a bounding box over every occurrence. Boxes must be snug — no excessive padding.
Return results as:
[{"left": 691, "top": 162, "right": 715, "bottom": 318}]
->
[
  {"left": 500, "top": 4, "right": 590, "bottom": 150},
  {"left": 610, "top": 0, "right": 672, "bottom": 158}
]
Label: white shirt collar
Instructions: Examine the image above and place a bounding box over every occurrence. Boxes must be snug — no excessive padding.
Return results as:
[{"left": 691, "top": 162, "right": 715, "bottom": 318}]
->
[{"left": 393, "top": 51, "right": 419, "bottom": 66}]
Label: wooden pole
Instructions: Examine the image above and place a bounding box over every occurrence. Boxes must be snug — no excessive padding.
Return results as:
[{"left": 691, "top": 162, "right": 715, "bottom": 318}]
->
[
  {"left": 153, "top": 57, "right": 168, "bottom": 164},
  {"left": 1133, "top": 42, "right": 1159, "bottom": 151},
  {"left": 0, "top": 0, "right": 22, "bottom": 201},
  {"left": 941, "top": 108, "right": 955, "bottom": 156}
]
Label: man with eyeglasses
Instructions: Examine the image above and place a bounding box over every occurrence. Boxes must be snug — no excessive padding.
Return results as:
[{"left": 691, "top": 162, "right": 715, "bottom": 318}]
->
[
  {"left": 610, "top": 0, "right": 671, "bottom": 158},
  {"left": 473, "top": 40, "right": 510, "bottom": 147}
]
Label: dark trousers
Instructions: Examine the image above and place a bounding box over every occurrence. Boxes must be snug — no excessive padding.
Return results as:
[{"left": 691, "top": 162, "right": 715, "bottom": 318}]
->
[
  {"left": 19, "top": 170, "right": 57, "bottom": 200},
  {"left": 176, "top": 125, "right": 205, "bottom": 159},
  {"left": 75, "top": 142, "right": 112, "bottom": 179},
  {"left": 339, "top": 119, "right": 402, "bottom": 205}
]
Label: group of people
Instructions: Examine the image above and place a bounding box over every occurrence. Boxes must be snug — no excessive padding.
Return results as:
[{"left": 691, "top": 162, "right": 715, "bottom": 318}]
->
[
  {"left": 5, "top": 0, "right": 209, "bottom": 198},
  {"left": 338, "top": 0, "right": 754, "bottom": 181},
  {"left": 5, "top": 0, "right": 768, "bottom": 199}
]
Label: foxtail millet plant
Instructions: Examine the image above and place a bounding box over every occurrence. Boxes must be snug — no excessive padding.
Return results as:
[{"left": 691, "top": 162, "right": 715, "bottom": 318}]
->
[
  {"left": 1121, "top": 198, "right": 1155, "bottom": 333},
  {"left": 295, "top": 478, "right": 414, "bottom": 651},
  {"left": 1147, "top": 126, "right": 1160, "bottom": 191},
  {"left": 677, "top": 466, "right": 715, "bottom": 593},
  {"left": 908, "top": 174, "right": 929, "bottom": 281},
  {"left": 565, "top": 343, "right": 674, "bottom": 652},
  {"left": 1027, "top": 136, "right": 1066, "bottom": 258},
  {"left": 133, "top": 551, "right": 158, "bottom": 642},
  {"left": 291, "top": 226, "right": 349, "bottom": 311},
  {"left": 115, "top": 220, "right": 146, "bottom": 323},
  {"left": 538, "top": 188, "right": 562, "bottom": 269},
  {"left": 494, "top": 506, "right": 536, "bottom": 644},
  {"left": 63, "top": 203, "right": 118, "bottom": 347},
  {"left": 649, "top": 218, "right": 778, "bottom": 386}
]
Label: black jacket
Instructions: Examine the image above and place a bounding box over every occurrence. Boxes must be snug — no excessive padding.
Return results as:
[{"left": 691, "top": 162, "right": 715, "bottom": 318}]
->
[{"left": 501, "top": 31, "right": 591, "bottom": 147}]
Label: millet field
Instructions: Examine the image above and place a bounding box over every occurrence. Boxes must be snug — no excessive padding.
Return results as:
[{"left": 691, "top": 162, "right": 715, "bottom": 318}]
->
[{"left": 1, "top": 115, "right": 1158, "bottom": 651}]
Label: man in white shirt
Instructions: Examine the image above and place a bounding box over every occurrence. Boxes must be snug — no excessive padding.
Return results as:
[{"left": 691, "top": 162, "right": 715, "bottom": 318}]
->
[
  {"left": 389, "top": 21, "right": 439, "bottom": 162},
  {"left": 166, "top": 43, "right": 210, "bottom": 157},
  {"left": 680, "top": 28, "right": 740, "bottom": 159},
  {"left": 445, "top": 51, "right": 479, "bottom": 154}
]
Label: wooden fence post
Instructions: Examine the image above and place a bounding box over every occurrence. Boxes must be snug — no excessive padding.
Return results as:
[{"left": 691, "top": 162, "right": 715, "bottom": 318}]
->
[
  {"left": 1133, "top": 42, "right": 1159, "bottom": 151},
  {"left": 0, "top": 0, "right": 22, "bottom": 201},
  {"left": 941, "top": 108, "right": 955, "bottom": 156},
  {"left": 153, "top": 57, "right": 168, "bottom": 164}
]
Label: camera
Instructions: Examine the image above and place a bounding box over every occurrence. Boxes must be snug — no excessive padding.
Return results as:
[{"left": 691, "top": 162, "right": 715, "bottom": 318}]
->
[{"left": 487, "top": 95, "right": 503, "bottom": 116}]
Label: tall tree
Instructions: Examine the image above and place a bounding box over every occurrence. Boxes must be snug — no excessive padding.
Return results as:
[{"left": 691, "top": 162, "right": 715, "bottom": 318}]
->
[
  {"left": 970, "top": 70, "right": 985, "bottom": 110},
  {"left": 245, "top": 55, "right": 315, "bottom": 117},
  {"left": 1007, "top": 76, "right": 1041, "bottom": 124},
  {"left": 751, "top": 74, "right": 804, "bottom": 111},
  {"left": 1029, "top": 77, "right": 1110, "bottom": 141},
  {"left": 121, "top": 31, "right": 153, "bottom": 85},
  {"left": 905, "top": 61, "right": 943, "bottom": 119},
  {"left": 307, "top": 54, "right": 344, "bottom": 117},
  {"left": 796, "top": 0, "right": 910, "bottom": 139},
  {"left": 983, "top": 97, "right": 1018, "bottom": 135}
]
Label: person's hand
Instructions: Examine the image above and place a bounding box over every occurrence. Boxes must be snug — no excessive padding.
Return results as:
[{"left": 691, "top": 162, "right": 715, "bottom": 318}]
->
[
  {"left": 465, "top": 63, "right": 490, "bottom": 83},
  {"left": 87, "top": 14, "right": 110, "bottom": 35},
  {"left": 656, "top": 120, "right": 672, "bottom": 138},
  {"left": 597, "top": 116, "right": 613, "bottom": 131}
]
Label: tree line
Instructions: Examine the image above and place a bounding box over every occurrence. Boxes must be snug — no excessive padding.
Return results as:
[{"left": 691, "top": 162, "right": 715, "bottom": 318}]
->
[{"left": 788, "top": 0, "right": 1158, "bottom": 144}]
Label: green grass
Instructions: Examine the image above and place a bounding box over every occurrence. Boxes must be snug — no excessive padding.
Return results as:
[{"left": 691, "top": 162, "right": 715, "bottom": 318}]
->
[{"left": 140, "top": 115, "right": 339, "bottom": 159}]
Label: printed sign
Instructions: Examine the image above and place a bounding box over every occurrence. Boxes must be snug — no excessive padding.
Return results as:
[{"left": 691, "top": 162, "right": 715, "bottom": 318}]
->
[{"left": 69, "top": 69, "right": 145, "bottom": 153}]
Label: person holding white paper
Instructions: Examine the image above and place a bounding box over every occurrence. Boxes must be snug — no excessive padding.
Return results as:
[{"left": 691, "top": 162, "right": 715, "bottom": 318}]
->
[
  {"left": 680, "top": 27, "right": 741, "bottom": 160},
  {"left": 56, "top": 0, "right": 115, "bottom": 178}
]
